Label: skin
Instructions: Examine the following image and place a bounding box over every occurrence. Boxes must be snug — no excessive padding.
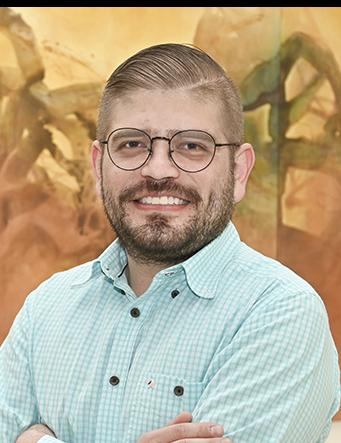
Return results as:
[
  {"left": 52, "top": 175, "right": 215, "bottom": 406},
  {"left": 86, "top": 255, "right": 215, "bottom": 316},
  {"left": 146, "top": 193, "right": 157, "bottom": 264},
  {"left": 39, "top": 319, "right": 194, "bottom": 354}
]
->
[
  {"left": 92, "top": 89, "right": 255, "bottom": 295},
  {"left": 16, "top": 412, "right": 231, "bottom": 442},
  {"left": 17, "top": 88, "right": 254, "bottom": 442},
  {"left": 16, "top": 424, "right": 55, "bottom": 443}
]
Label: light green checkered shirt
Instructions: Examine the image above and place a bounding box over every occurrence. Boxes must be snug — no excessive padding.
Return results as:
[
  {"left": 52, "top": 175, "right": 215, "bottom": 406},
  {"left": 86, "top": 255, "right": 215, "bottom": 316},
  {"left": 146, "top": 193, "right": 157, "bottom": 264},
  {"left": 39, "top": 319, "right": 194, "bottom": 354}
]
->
[{"left": 1, "top": 222, "right": 340, "bottom": 443}]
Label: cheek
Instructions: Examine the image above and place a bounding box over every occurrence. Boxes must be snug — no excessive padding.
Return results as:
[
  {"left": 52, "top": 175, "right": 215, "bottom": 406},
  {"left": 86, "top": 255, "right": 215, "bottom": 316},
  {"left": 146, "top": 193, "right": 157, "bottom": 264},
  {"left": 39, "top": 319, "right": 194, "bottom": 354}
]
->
[
  {"left": 190, "top": 177, "right": 213, "bottom": 204},
  {"left": 100, "top": 171, "right": 119, "bottom": 200},
  {"left": 195, "top": 168, "right": 225, "bottom": 197},
  {"left": 102, "top": 166, "right": 141, "bottom": 199},
  {"left": 201, "top": 171, "right": 233, "bottom": 202},
  {"left": 101, "top": 159, "right": 118, "bottom": 187}
]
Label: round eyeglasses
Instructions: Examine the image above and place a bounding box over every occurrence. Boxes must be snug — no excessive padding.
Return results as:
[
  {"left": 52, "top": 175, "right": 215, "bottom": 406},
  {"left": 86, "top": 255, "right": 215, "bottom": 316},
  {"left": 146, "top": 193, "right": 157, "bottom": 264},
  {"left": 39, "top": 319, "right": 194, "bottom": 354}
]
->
[{"left": 100, "top": 128, "right": 240, "bottom": 173}]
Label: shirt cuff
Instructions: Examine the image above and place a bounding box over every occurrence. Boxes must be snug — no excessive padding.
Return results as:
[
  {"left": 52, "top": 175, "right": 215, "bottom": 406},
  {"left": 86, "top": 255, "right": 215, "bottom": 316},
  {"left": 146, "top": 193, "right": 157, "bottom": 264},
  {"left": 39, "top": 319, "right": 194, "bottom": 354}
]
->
[{"left": 37, "top": 436, "right": 67, "bottom": 443}]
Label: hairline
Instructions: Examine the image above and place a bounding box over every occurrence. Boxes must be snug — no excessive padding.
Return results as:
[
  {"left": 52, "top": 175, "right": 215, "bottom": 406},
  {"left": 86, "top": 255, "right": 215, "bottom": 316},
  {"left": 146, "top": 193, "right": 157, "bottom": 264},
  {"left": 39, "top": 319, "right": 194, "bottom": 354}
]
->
[{"left": 98, "top": 85, "right": 242, "bottom": 145}]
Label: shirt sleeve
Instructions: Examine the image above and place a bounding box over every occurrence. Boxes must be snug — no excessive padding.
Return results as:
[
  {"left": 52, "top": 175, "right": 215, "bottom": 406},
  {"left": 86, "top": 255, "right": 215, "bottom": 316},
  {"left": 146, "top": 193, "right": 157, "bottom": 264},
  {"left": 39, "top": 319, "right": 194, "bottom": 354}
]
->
[
  {"left": 0, "top": 296, "right": 37, "bottom": 442},
  {"left": 0, "top": 295, "right": 61, "bottom": 443},
  {"left": 191, "top": 290, "right": 341, "bottom": 443}
]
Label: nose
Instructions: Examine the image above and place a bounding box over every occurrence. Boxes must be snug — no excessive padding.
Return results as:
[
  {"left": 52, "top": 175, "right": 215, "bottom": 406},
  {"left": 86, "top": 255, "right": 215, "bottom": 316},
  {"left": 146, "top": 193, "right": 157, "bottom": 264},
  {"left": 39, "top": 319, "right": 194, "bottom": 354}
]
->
[{"left": 140, "top": 139, "right": 180, "bottom": 180}]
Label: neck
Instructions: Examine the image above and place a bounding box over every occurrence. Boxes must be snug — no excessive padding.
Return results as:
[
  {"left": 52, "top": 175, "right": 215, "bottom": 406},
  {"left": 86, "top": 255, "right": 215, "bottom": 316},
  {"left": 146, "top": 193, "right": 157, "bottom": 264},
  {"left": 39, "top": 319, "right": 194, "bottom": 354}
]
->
[{"left": 125, "top": 255, "right": 172, "bottom": 296}]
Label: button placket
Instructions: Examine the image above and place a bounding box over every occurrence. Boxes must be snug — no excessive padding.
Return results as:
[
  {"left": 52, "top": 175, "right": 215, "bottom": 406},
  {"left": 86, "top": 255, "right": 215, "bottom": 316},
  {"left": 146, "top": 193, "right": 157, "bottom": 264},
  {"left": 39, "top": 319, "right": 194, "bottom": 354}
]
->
[
  {"left": 109, "top": 375, "right": 120, "bottom": 386},
  {"left": 130, "top": 307, "right": 141, "bottom": 318}
]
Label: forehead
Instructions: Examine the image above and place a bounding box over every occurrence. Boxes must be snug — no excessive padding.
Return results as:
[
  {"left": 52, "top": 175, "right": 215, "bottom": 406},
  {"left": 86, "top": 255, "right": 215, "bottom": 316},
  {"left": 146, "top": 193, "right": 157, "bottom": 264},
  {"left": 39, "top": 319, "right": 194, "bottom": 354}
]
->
[{"left": 107, "top": 89, "right": 226, "bottom": 137}]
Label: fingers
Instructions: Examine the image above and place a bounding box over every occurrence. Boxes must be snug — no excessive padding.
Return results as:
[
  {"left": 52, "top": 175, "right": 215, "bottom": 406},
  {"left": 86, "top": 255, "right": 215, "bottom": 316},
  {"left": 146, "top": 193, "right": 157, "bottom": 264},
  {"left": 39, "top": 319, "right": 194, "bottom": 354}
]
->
[
  {"left": 172, "top": 439, "right": 230, "bottom": 443},
  {"left": 26, "top": 424, "right": 55, "bottom": 436},
  {"left": 139, "top": 421, "right": 225, "bottom": 443},
  {"left": 167, "top": 411, "right": 193, "bottom": 426},
  {"left": 15, "top": 424, "right": 56, "bottom": 443}
]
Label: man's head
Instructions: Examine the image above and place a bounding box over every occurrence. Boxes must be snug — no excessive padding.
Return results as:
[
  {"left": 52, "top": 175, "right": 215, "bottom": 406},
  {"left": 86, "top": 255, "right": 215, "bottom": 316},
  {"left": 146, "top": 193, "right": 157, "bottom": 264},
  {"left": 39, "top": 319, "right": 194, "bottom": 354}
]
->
[
  {"left": 96, "top": 43, "right": 244, "bottom": 147},
  {"left": 92, "top": 43, "right": 255, "bottom": 265}
]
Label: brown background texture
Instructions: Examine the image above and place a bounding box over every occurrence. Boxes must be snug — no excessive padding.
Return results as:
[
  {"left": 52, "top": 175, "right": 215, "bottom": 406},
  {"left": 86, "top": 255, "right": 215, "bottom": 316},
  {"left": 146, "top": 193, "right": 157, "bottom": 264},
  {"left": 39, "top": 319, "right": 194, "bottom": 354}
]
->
[{"left": 0, "top": 7, "right": 340, "bottom": 419}]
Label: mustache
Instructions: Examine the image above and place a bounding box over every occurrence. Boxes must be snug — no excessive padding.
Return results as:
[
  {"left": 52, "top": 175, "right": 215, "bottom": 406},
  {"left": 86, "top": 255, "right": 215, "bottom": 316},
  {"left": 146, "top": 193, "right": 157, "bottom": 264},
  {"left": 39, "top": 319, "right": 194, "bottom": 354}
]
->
[{"left": 119, "top": 179, "right": 201, "bottom": 204}]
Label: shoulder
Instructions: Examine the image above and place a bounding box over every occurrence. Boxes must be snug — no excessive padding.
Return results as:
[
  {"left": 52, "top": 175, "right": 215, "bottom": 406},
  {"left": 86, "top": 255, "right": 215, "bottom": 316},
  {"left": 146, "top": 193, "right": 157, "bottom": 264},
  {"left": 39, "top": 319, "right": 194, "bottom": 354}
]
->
[
  {"left": 40, "top": 259, "right": 95, "bottom": 288},
  {"left": 216, "top": 241, "right": 328, "bottom": 327},
  {"left": 220, "top": 246, "right": 336, "bottom": 366},
  {"left": 24, "top": 259, "right": 97, "bottom": 311},
  {"left": 232, "top": 241, "right": 319, "bottom": 298}
]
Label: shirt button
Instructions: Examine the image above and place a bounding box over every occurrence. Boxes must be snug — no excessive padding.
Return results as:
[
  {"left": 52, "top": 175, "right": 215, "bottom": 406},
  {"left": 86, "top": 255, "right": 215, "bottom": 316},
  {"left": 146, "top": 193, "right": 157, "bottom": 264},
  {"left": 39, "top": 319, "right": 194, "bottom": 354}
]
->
[
  {"left": 171, "top": 289, "right": 180, "bottom": 298},
  {"left": 174, "top": 385, "right": 184, "bottom": 396},
  {"left": 109, "top": 375, "right": 120, "bottom": 386},
  {"left": 130, "top": 307, "right": 140, "bottom": 318}
]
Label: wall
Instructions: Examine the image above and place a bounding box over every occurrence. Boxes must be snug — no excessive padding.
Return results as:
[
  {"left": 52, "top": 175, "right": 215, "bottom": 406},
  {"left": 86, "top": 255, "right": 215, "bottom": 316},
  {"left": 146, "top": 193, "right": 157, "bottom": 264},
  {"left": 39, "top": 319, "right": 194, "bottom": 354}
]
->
[{"left": 0, "top": 5, "right": 340, "bottom": 419}]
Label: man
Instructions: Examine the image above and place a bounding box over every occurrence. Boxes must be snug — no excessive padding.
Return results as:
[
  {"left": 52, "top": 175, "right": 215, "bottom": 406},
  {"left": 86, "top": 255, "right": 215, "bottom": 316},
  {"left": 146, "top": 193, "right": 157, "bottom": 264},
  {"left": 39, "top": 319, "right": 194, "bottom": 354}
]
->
[{"left": 0, "top": 43, "right": 340, "bottom": 443}]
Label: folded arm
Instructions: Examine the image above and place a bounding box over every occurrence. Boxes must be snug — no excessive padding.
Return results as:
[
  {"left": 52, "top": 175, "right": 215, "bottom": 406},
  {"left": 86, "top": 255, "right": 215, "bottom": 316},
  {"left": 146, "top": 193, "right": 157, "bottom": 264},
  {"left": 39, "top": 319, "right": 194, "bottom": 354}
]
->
[
  {"left": 191, "top": 290, "right": 340, "bottom": 442},
  {"left": 0, "top": 296, "right": 65, "bottom": 443}
]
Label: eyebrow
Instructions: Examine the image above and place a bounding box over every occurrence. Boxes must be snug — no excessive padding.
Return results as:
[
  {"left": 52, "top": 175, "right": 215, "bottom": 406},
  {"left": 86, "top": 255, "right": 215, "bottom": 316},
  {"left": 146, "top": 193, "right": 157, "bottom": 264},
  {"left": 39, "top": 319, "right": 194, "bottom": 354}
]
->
[{"left": 143, "top": 128, "right": 180, "bottom": 138}]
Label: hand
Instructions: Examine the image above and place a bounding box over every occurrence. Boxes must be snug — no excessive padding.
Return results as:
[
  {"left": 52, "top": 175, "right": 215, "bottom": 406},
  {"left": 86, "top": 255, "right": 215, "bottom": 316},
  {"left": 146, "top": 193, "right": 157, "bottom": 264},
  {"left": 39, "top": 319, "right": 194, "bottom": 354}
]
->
[
  {"left": 16, "top": 423, "right": 56, "bottom": 443},
  {"left": 137, "top": 410, "right": 231, "bottom": 442}
]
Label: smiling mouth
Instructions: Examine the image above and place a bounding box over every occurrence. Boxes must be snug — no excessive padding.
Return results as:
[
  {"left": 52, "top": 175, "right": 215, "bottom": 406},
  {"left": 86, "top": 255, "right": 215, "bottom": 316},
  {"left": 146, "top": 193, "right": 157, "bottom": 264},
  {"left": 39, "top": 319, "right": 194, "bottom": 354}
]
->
[{"left": 135, "top": 195, "right": 189, "bottom": 206}]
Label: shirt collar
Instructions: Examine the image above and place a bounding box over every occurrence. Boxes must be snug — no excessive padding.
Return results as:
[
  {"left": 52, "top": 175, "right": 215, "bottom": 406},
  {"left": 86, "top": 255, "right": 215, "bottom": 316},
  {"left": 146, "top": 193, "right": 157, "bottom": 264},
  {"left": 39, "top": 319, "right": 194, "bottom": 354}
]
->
[
  {"left": 72, "top": 222, "right": 241, "bottom": 299},
  {"left": 98, "top": 237, "right": 128, "bottom": 279},
  {"left": 179, "top": 221, "right": 241, "bottom": 299},
  {"left": 71, "top": 237, "right": 127, "bottom": 286}
]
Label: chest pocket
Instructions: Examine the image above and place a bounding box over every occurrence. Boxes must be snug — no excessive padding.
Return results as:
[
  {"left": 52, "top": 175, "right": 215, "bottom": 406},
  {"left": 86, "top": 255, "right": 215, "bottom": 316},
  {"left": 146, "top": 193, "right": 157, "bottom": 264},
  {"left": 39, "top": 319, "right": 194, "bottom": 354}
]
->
[{"left": 123, "top": 372, "right": 205, "bottom": 442}]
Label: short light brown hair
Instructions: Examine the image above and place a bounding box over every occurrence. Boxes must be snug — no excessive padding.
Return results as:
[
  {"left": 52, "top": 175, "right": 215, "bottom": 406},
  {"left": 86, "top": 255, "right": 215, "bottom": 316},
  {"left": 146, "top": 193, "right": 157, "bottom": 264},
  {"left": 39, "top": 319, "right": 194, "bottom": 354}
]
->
[{"left": 97, "top": 43, "right": 244, "bottom": 147}]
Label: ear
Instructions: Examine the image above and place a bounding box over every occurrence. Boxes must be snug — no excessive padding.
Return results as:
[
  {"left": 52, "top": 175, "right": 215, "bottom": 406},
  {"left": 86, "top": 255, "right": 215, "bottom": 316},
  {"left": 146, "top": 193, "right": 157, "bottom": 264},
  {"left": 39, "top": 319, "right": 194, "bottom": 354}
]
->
[
  {"left": 91, "top": 140, "right": 103, "bottom": 197},
  {"left": 233, "top": 143, "right": 255, "bottom": 203}
]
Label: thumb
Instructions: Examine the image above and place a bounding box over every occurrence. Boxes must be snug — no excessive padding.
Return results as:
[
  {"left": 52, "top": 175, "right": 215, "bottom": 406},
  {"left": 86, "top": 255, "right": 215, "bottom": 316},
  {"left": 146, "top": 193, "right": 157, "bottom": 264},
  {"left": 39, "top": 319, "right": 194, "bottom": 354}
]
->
[{"left": 166, "top": 411, "right": 192, "bottom": 426}]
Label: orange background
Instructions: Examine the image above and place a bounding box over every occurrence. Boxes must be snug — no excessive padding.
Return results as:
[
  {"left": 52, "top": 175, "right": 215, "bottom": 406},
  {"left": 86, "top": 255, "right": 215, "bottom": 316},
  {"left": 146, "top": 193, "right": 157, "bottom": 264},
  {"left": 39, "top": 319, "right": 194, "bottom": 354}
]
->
[{"left": 0, "top": 6, "right": 340, "bottom": 419}]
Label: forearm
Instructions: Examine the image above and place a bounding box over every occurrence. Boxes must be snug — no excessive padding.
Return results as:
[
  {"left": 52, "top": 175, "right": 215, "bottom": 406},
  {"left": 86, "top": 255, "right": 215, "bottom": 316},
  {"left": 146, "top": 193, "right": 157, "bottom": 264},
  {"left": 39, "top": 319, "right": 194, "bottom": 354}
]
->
[{"left": 16, "top": 424, "right": 57, "bottom": 443}]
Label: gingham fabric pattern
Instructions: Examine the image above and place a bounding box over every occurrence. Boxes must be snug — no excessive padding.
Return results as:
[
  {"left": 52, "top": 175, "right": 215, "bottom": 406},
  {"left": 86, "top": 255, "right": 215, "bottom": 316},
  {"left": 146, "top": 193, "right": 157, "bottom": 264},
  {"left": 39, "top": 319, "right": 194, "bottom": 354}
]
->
[{"left": 1, "top": 222, "right": 340, "bottom": 443}]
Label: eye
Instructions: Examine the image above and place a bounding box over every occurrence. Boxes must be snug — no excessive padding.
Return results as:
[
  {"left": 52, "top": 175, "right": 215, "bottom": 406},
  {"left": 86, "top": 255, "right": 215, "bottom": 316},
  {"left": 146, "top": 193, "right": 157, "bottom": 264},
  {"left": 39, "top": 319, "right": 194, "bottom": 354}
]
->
[
  {"left": 185, "top": 142, "right": 201, "bottom": 151},
  {"left": 125, "top": 140, "right": 145, "bottom": 149},
  {"left": 115, "top": 139, "right": 148, "bottom": 151},
  {"left": 177, "top": 141, "right": 209, "bottom": 153}
]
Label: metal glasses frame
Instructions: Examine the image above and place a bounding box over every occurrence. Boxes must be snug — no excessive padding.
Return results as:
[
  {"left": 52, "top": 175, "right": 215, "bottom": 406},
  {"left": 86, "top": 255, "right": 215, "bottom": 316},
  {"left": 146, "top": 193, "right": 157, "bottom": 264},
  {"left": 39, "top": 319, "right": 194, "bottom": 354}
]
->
[{"left": 99, "top": 127, "right": 240, "bottom": 173}]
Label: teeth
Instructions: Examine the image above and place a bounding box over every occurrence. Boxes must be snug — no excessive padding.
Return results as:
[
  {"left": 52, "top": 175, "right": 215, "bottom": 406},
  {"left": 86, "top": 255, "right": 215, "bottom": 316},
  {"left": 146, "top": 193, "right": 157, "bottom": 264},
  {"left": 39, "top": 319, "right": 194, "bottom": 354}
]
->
[{"left": 139, "top": 196, "right": 187, "bottom": 205}]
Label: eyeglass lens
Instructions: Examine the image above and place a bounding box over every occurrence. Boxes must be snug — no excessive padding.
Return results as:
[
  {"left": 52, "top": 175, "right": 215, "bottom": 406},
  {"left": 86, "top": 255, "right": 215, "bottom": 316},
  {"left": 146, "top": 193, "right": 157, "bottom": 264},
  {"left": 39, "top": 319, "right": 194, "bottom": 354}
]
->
[{"left": 107, "top": 128, "right": 215, "bottom": 172}]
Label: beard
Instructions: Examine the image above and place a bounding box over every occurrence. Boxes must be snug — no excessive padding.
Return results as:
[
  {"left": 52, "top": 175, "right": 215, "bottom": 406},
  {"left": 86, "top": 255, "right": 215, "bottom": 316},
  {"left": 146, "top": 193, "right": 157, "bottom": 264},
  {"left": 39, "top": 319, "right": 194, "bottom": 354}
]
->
[{"left": 101, "top": 172, "right": 235, "bottom": 266}]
